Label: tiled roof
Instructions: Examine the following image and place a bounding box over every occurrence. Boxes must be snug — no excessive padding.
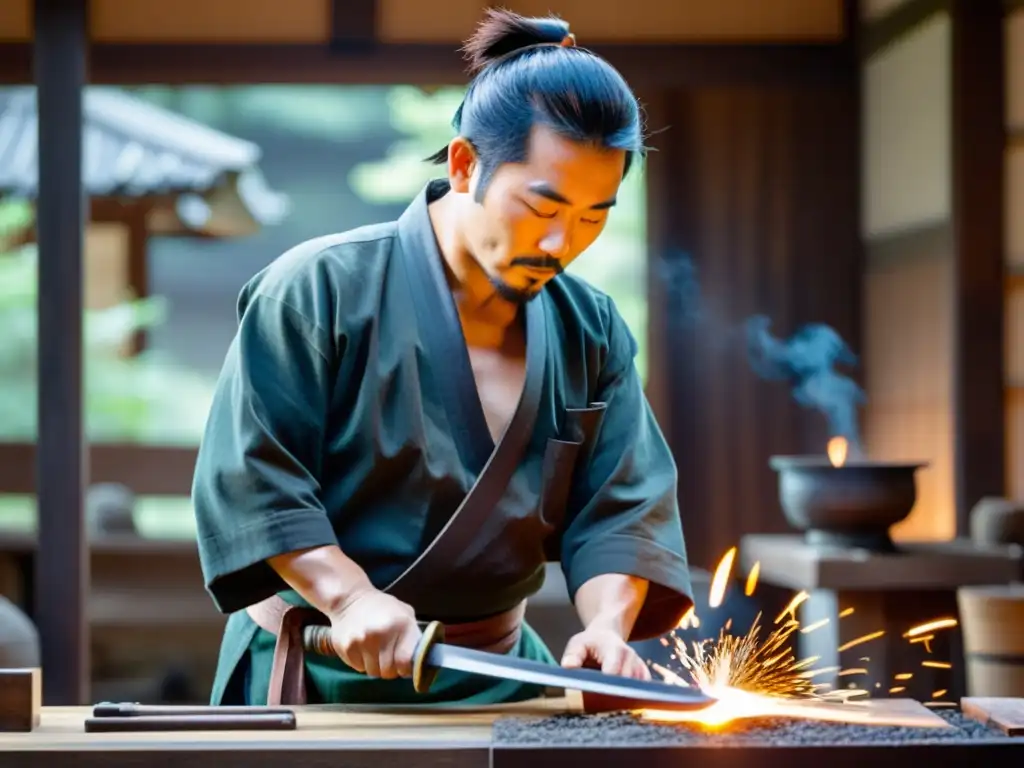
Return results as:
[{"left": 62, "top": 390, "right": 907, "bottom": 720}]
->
[{"left": 0, "top": 86, "right": 289, "bottom": 236}]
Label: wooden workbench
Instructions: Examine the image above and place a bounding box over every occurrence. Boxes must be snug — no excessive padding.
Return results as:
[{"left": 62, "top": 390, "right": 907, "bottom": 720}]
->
[
  {"left": 1, "top": 697, "right": 1022, "bottom": 768},
  {"left": 0, "top": 698, "right": 571, "bottom": 768}
]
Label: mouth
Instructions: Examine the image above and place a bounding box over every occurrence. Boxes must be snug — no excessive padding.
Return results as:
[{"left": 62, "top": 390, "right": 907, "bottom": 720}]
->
[{"left": 519, "top": 267, "right": 559, "bottom": 281}]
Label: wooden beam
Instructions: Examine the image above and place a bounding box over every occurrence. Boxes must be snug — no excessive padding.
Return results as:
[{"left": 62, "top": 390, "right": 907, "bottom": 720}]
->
[
  {"left": 0, "top": 40, "right": 852, "bottom": 87},
  {"left": 330, "top": 0, "right": 376, "bottom": 52},
  {"left": 861, "top": 0, "right": 950, "bottom": 60},
  {"left": 0, "top": 443, "right": 198, "bottom": 497},
  {"left": 950, "top": 0, "right": 1007, "bottom": 535},
  {"left": 33, "top": 0, "right": 91, "bottom": 707}
]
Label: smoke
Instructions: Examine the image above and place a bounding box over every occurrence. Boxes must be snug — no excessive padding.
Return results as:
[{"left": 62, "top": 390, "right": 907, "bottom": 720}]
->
[
  {"left": 653, "top": 250, "right": 865, "bottom": 451},
  {"left": 744, "top": 315, "right": 866, "bottom": 451},
  {"left": 654, "top": 250, "right": 703, "bottom": 328}
]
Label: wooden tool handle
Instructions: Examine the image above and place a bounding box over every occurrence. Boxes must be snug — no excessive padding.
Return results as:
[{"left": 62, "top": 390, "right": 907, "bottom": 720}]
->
[
  {"left": 301, "top": 620, "right": 446, "bottom": 694},
  {"left": 302, "top": 625, "right": 335, "bottom": 656}
]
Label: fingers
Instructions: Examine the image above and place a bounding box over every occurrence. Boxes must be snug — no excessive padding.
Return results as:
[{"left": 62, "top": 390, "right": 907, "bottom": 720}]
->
[
  {"left": 625, "top": 651, "right": 652, "bottom": 681},
  {"left": 561, "top": 632, "right": 651, "bottom": 680},
  {"left": 378, "top": 621, "right": 421, "bottom": 680},
  {"left": 606, "top": 647, "right": 651, "bottom": 680},
  {"left": 561, "top": 635, "right": 590, "bottom": 669},
  {"left": 393, "top": 623, "right": 421, "bottom": 679},
  {"left": 599, "top": 643, "right": 632, "bottom": 676},
  {"left": 332, "top": 620, "right": 421, "bottom": 680}
]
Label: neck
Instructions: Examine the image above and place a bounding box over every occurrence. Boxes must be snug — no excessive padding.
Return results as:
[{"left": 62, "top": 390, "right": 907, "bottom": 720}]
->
[{"left": 428, "top": 193, "right": 520, "bottom": 345}]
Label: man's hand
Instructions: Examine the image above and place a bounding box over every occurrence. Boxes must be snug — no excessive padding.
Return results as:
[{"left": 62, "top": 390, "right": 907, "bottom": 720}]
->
[
  {"left": 329, "top": 588, "right": 422, "bottom": 680},
  {"left": 560, "top": 628, "right": 652, "bottom": 680}
]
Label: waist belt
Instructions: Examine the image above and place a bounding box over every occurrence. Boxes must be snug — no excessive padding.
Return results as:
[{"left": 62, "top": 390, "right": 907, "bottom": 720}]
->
[{"left": 246, "top": 594, "right": 526, "bottom": 705}]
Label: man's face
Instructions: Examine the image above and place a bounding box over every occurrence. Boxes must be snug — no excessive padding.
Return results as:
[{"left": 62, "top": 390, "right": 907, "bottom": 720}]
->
[{"left": 451, "top": 125, "right": 627, "bottom": 304}]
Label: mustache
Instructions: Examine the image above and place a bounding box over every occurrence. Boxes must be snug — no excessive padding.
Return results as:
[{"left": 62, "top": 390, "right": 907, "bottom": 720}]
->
[{"left": 509, "top": 256, "right": 564, "bottom": 273}]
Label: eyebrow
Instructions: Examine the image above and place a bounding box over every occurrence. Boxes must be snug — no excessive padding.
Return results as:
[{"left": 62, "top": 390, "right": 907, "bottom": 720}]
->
[{"left": 527, "top": 181, "right": 617, "bottom": 210}]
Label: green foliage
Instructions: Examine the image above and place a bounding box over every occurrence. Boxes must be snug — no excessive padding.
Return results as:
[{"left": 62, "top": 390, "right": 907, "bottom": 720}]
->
[{"left": 0, "top": 200, "right": 215, "bottom": 444}]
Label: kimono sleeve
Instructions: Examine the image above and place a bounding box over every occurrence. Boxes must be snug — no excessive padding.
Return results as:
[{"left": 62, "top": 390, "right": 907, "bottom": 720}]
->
[
  {"left": 191, "top": 290, "right": 339, "bottom": 614},
  {"left": 559, "top": 295, "right": 694, "bottom": 641}
]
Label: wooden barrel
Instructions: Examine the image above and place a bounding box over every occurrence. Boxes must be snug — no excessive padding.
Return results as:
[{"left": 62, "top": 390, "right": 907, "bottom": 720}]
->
[{"left": 957, "top": 583, "right": 1024, "bottom": 696}]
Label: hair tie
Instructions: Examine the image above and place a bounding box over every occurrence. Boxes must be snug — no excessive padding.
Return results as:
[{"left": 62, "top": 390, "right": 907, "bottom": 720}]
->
[{"left": 560, "top": 33, "right": 576, "bottom": 48}]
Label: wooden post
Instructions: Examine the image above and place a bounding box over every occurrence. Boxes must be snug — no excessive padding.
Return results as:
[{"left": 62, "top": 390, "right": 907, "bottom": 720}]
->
[
  {"left": 33, "top": 0, "right": 91, "bottom": 705},
  {"left": 950, "top": 0, "right": 1007, "bottom": 532}
]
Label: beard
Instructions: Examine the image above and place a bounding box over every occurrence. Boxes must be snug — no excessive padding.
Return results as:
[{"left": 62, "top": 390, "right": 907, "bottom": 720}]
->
[
  {"left": 485, "top": 255, "right": 562, "bottom": 305},
  {"left": 486, "top": 273, "right": 543, "bottom": 304}
]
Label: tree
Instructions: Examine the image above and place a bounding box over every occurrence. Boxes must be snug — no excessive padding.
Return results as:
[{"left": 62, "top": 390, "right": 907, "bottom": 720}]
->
[{"left": 0, "top": 199, "right": 215, "bottom": 444}]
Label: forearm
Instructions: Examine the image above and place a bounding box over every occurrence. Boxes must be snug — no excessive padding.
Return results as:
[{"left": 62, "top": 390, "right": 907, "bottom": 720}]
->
[
  {"left": 267, "top": 545, "right": 375, "bottom": 619},
  {"left": 573, "top": 573, "right": 649, "bottom": 640}
]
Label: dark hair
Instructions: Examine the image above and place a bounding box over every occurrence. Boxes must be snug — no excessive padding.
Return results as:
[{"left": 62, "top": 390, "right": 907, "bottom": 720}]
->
[{"left": 427, "top": 8, "right": 647, "bottom": 202}]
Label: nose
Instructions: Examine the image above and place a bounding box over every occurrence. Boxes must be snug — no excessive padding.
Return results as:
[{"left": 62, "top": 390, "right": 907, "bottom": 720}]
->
[{"left": 538, "top": 225, "right": 573, "bottom": 260}]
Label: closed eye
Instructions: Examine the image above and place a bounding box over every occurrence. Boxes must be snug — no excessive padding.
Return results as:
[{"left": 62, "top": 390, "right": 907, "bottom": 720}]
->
[{"left": 521, "top": 199, "right": 557, "bottom": 219}]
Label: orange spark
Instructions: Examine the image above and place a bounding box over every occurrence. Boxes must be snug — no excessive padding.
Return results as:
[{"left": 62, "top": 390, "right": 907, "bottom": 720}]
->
[
  {"left": 904, "top": 619, "right": 957, "bottom": 637},
  {"left": 775, "top": 591, "right": 809, "bottom": 624},
  {"left": 800, "top": 618, "right": 830, "bottom": 634},
  {"left": 837, "top": 631, "right": 885, "bottom": 653},
  {"left": 708, "top": 547, "right": 736, "bottom": 609},
  {"left": 745, "top": 562, "right": 761, "bottom": 596}
]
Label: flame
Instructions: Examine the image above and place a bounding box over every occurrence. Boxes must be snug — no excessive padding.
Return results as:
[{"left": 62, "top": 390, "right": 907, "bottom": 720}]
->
[
  {"left": 638, "top": 546, "right": 961, "bottom": 730},
  {"left": 827, "top": 436, "right": 848, "bottom": 467}
]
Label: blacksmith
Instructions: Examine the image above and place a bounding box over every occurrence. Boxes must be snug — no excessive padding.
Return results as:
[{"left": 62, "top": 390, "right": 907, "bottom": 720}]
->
[{"left": 192, "top": 8, "right": 694, "bottom": 707}]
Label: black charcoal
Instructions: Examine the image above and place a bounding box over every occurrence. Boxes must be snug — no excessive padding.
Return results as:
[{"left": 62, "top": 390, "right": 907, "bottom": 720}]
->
[{"left": 492, "top": 709, "right": 1015, "bottom": 746}]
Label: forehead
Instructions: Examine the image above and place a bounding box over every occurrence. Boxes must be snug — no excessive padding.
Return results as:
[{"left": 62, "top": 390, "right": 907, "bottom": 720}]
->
[{"left": 512, "top": 124, "right": 626, "bottom": 202}]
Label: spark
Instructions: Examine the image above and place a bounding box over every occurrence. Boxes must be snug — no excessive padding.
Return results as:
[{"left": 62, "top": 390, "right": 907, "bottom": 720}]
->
[
  {"left": 708, "top": 547, "right": 736, "bottom": 608},
  {"left": 744, "top": 562, "right": 760, "bottom": 596},
  {"left": 905, "top": 619, "right": 957, "bottom": 637},
  {"left": 662, "top": 611, "right": 821, "bottom": 699},
  {"left": 641, "top": 547, "right": 961, "bottom": 729},
  {"left": 837, "top": 631, "right": 885, "bottom": 653},
  {"left": 774, "top": 591, "right": 809, "bottom": 624},
  {"left": 676, "top": 606, "right": 696, "bottom": 629},
  {"left": 800, "top": 618, "right": 830, "bottom": 634},
  {"left": 910, "top": 635, "right": 935, "bottom": 653}
]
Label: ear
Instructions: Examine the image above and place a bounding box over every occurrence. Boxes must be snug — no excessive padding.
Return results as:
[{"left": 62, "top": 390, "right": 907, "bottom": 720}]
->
[{"left": 447, "top": 137, "right": 477, "bottom": 194}]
